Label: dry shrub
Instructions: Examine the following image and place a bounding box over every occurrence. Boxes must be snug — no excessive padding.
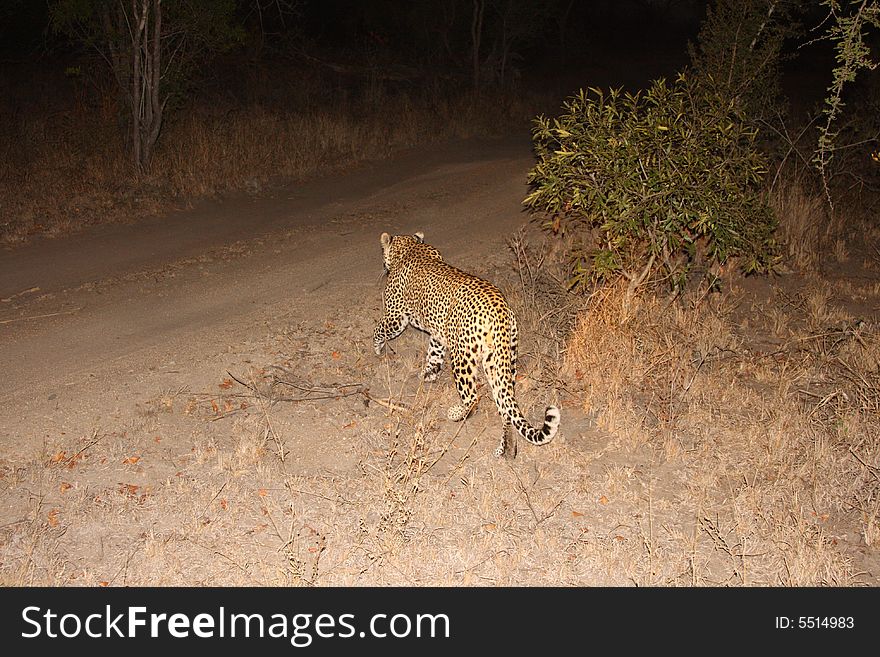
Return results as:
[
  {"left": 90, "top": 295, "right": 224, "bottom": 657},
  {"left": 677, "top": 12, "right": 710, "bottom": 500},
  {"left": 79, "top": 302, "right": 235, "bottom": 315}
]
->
[
  {"left": 769, "top": 176, "right": 829, "bottom": 271},
  {"left": 377, "top": 417, "right": 432, "bottom": 547}
]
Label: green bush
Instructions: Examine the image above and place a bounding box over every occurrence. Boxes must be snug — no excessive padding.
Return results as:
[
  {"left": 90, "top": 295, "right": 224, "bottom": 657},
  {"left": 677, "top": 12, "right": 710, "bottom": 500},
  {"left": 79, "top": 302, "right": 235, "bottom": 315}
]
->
[{"left": 524, "top": 73, "right": 777, "bottom": 293}]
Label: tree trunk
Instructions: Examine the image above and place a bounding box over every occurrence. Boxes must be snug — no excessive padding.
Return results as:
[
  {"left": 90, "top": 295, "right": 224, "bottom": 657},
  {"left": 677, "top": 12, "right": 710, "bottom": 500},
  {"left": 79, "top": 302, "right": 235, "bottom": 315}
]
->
[
  {"left": 127, "top": 0, "right": 166, "bottom": 174},
  {"left": 471, "top": 0, "right": 485, "bottom": 92},
  {"left": 143, "top": 0, "right": 164, "bottom": 169},
  {"left": 499, "top": 5, "right": 509, "bottom": 86},
  {"left": 131, "top": 0, "right": 146, "bottom": 172}
]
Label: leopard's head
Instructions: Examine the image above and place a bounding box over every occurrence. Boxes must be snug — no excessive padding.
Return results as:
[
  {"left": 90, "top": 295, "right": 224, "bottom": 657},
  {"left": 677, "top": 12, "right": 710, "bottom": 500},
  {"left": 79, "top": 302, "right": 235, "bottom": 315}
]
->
[{"left": 379, "top": 231, "right": 426, "bottom": 273}]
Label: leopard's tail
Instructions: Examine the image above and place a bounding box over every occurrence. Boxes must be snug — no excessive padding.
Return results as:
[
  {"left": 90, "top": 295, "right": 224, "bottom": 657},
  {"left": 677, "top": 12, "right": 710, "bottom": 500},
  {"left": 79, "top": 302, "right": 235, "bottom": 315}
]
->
[
  {"left": 491, "top": 381, "right": 560, "bottom": 446},
  {"left": 511, "top": 403, "right": 560, "bottom": 446}
]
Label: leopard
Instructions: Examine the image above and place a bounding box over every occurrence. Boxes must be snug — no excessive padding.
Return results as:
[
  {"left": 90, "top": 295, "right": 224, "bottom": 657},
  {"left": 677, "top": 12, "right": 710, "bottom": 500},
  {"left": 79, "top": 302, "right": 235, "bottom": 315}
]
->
[{"left": 372, "top": 231, "right": 560, "bottom": 458}]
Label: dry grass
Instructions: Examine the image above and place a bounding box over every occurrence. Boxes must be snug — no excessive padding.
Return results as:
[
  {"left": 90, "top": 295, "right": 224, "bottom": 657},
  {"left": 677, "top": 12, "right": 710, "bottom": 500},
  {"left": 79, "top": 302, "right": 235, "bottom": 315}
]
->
[
  {"left": 769, "top": 176, "right": 829, "bottom": 272},
  {"left": 563, "top": 281, "right": 740, "bottom": 452},
  {"left": 0, "top": 80, "right": 543, "bottom": 245},
  {"left": 561, "top": 269, "right": 878, "bottom": 584},
  {"left": 0, "top": 108, "right": 131, "bottom": 242},
  {"left": 155, "top": 90, "right": 531, "bottom": 200}
]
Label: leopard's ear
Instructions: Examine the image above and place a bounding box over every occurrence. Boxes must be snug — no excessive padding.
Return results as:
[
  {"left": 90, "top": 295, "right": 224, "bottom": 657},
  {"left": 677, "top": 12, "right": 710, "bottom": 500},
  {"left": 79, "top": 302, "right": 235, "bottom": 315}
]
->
[
  {"left": 380, "top": 232, "right": 392, "bottom": 248},
  {"left": 413, "top": 231, "right": 425, "bottom": 242}
]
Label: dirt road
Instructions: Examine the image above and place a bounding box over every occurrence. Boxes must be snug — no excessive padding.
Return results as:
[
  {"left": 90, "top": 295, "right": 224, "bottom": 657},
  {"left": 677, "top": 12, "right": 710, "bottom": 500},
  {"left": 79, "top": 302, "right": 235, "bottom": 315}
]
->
[{"left": 1, "top": 136, "right": 537, "bottom": 460}]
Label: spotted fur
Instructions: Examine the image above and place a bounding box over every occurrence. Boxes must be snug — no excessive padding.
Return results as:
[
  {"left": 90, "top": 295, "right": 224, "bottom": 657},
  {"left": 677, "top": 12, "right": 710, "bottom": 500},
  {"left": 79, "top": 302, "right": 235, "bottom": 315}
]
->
[{"left": 373, "top": 231, "right": 560, "bottom": 457}]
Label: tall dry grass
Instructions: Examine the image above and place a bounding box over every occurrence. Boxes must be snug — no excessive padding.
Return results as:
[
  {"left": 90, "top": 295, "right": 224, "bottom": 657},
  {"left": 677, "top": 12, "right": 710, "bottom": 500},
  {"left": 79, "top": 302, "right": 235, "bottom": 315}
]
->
[
  {"left": 0, "top": 77, "right": 544, "bottom": 245},
  {"left": 563, "top": 282, "right": 740, "bottom": 450},
  {"left": 0, "top": 103, "right": 130, "bottom": 241},
  {"left": 156, "top": 89, "right": 527, "bottom": 199},
  {"left": 562, "top": 281, "right": 878, "bottom": 582},
  {"left": 769, "top": 175, "right": 830, "bottom": 272}
]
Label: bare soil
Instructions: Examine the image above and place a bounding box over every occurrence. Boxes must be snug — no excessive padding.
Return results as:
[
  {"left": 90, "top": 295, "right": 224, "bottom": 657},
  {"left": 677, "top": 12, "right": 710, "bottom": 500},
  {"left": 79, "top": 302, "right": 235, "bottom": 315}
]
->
[{"left": 1, "top": 136, "right": 877, "bottom": 586}]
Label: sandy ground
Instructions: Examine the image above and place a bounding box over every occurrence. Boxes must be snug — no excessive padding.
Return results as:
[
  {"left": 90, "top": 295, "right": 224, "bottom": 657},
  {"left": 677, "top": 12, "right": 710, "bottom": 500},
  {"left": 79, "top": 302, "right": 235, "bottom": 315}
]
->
[{"left": 1, "top": 136, "right": 877, "bottom": 586}]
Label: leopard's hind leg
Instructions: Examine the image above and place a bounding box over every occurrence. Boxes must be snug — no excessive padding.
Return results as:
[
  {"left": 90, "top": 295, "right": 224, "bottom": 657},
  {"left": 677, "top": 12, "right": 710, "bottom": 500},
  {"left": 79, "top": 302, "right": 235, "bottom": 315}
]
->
[
  {"left": 422, "top": 336, "right": 445, "bottom": 382},
  {"left": 447, "top": 348, "right": 479, "bottom": 421},
  {"left": 488, "top": 319, "right": 519, "bottom": 458}
]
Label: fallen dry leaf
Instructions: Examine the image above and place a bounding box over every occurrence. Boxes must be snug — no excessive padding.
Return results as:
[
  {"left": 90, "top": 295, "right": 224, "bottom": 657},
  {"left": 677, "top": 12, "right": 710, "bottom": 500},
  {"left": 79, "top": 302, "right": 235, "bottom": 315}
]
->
[
  {"left": 331, "top": 351, "right": 341, "bottom": 360},
  {"left": 50, "top": 451, "right": 66, "bottom": 464},
  {"left": 599, "top": 495, "right": 609, "bottom": 505},
  {"left": 59, "top": 482, "right": 72, "bottom": 493},
  {"left": 219, "top": 498, "right": 228, "bottom": 510},
  {"left": 47, "top": 510, "right": 60, "bottom": 527},
  {"left": 257, "top": 488, "right": 268, "bottom": 497},
  {"left": 571, "top": 510, "right": 584, "bottom": 517},
  {"left": 122, "top": 456, "right": 140, "bottom": 465},
  {"left": 342, "top": 421, "right": 357, "bottom": 429},
  {"left": 219, "top": 378, "right": 233, "bottom": 389},
  {"left": 210, "top": 399, "right": 220, "bottom": 414}
]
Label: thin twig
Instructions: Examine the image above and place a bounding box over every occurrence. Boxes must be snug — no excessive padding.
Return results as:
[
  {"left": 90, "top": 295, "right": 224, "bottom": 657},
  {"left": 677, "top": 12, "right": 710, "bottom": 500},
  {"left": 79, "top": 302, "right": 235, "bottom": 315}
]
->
[
  {"left": 850, "top": 448, "right": 880, "bottom": 483},
  {"left": 272, "top": 377, "right": 362, "bottom": 395},
  {"left": 226, "top": 370, "right": 259, "bottom": 392},
  {"left": 285, "top": 484, "right": 355, "bottom": 506},
  {"left": 362, "top": 390, "right": 412, "bottom": 413},
  {"left": 199, "top": 481, "right": 228, "bottom": 519},
  {"left": 60, "top": 429, "right": 103, "bottom": 466},
  {"left": 0, "top": 308, "right": 82, "bottom": 325}
]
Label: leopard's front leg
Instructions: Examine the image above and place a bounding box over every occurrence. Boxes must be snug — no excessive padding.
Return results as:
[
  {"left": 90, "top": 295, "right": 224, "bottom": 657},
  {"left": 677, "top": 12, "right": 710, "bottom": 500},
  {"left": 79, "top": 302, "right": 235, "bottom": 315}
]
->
[{"left": 373, "top": 313, "right": 409, "bottom": 355}]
